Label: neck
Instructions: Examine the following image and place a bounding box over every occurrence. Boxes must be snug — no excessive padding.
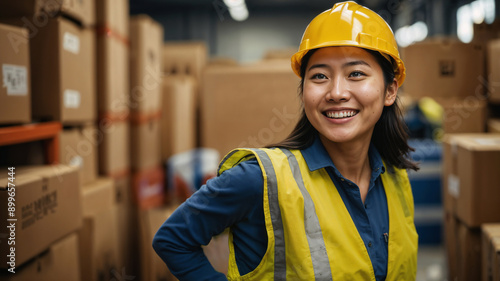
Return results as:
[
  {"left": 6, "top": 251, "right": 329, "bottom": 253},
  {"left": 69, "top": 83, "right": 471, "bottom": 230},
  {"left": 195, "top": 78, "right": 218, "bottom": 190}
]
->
[{"left": 319, "top": 134, "right": 372, "bottom": 185}]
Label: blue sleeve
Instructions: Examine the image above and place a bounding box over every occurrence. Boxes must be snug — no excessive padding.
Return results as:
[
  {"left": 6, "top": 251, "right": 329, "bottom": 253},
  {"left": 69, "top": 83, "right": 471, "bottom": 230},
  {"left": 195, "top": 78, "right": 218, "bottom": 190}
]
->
[{"left": 152, "top": 158, "right": 263, "bottom": 281}]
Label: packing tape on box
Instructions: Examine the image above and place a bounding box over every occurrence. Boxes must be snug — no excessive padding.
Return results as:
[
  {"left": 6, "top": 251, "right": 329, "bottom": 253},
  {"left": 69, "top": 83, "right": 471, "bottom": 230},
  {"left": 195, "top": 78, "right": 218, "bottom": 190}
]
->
[{"left": 95, "top": 25, "right": 130, "bottom": 46}]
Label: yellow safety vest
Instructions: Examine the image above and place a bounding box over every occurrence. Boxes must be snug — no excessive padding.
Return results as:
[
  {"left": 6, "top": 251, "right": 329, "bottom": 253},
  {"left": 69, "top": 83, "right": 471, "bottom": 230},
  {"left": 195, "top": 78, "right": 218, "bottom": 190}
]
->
[{"left": 218, "top": 148, "right": 418, "bottom": 281}]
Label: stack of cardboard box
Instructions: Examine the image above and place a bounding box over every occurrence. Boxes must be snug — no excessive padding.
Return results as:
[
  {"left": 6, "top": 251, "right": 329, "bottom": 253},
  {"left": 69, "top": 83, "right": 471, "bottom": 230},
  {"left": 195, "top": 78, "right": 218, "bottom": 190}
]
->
[
  {"left": 0, "top": 165, "right": 82, "bottom": 280},
  {"left": 94, "top": 0, "right": 139, "bottom": 276},
  {"left": 403, "top": 35, "right": 500, "bottom": 280},
  {"left": 200, "top": 60, "right": 301, "bottom": 156},
  {"left": 442, "top": 134, "right": 500, "bottom": 280},
  {"left": 129, "top": 14, "right": 164, "bottom": 210},
  {"left": 0, "top": 1, "right": 127, "bottom": 280}
]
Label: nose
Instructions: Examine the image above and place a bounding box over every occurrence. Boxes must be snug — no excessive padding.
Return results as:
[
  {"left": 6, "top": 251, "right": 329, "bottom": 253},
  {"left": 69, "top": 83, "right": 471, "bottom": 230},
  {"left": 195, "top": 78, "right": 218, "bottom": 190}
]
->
[{"left": 326, "top": 76, "right": 351, "bottom": 102}]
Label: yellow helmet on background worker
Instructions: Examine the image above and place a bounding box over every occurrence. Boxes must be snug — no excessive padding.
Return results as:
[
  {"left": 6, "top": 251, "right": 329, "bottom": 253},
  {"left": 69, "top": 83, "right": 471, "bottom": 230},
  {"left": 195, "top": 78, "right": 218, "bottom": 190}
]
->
[{"left": 291, "top": 1, "right": 406, "bottom": 85}]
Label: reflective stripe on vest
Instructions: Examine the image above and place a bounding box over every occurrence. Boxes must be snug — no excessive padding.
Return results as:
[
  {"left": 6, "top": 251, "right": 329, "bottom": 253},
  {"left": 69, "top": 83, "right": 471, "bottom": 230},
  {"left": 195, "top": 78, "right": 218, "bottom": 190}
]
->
[{"left": 219, "top": 148, "right": 418, "bottom": 281}]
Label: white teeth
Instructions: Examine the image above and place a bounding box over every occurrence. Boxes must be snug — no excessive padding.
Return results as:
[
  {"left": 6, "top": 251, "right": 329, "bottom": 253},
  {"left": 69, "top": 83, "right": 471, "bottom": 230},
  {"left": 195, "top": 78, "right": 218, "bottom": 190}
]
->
[{"left": 326, "top": 110, "right": 357, "bottom": 119}]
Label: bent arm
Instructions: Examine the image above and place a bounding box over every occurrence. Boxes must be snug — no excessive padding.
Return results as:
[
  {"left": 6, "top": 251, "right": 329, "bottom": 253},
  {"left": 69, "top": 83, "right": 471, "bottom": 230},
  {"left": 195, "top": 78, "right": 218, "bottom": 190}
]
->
[{"left": 152, "top": 159, "right": 262, "bottom": 281}]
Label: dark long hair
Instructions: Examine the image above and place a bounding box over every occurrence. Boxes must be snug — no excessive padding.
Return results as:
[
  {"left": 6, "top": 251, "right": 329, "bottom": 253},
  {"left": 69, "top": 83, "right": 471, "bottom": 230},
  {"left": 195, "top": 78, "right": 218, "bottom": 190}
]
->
[{"left": 268, "top": 48, "right": 419, "bottom": 171}]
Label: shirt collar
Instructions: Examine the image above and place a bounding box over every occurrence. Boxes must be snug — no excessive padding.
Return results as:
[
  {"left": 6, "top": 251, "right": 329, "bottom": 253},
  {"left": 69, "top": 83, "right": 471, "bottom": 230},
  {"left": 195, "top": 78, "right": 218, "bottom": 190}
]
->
[{"left": 301, "top": 135, "right": 386, "bottom": 177}]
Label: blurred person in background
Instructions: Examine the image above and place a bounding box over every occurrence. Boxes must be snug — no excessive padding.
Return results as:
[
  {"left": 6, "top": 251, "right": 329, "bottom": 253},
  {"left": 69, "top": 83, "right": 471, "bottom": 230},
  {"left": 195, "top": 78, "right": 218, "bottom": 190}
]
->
[{"left": 153, "top": 1, "right": 419, "bottom": 280}]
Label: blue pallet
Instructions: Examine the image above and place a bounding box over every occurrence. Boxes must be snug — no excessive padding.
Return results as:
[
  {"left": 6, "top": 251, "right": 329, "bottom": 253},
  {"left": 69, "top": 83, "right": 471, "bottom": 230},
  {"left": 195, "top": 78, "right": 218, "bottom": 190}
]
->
[
  {"left": 407, "top": 139, "right": 444, "bottom": 245},
  {"left": 407, "top": 139, "right": 443, "bottom": 206}
]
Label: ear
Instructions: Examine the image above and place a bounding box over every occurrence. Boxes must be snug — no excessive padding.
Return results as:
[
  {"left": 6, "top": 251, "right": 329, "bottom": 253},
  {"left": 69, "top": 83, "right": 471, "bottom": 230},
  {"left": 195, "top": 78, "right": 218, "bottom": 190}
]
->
[{"left": 384, "top": 78, "right": 398, "bottom": 106}]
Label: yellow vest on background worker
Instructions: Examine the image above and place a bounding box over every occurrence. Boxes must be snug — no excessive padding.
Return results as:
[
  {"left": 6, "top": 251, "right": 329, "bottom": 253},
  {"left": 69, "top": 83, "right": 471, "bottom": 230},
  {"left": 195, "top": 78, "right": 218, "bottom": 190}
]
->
[{"left": 219, "top": 148, "right": 418, "bottom": 281}]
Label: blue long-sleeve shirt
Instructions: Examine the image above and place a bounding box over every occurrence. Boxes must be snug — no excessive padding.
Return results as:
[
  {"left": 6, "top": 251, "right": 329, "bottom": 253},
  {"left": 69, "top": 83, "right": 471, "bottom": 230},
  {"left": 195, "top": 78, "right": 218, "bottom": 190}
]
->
[{"left": 153, "top": 137, "right": 389, "bottom": 280}]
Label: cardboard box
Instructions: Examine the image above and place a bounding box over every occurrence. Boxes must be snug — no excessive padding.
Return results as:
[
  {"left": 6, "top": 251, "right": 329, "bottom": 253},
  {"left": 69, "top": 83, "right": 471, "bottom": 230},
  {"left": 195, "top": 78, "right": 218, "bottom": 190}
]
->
[
  {"left": 0, "top": 23, "right": 31, "bottom": 124},
  {"left": 444, "top": 212, "right": 482, "bottom": 281},
  {"left": 59, "top": 0, "right": 95, "bottom": 27},
  {"left": 0, "top": 0, "right": 94, "bottom": 27},
  {"left": 489, "top": 119, "right": 500, "bottom": 133},
  {"left": 162, "top": 41, "right": 207, "bottom": 82},
  {"left": 139, "top": 205, "right": 179, "bottom": 281},
  {"left": 442, "top": 134, "right": 500, "bottom": 226},
  {"left": 98, "top": 118, "right": 130, "bottom": 177},
  {"left": 30, "top": 17, "right": 96, "bottom": 124},
  {"left": 131, "top": 165, "right": 164, "bottom": 210},
  {"left": 0, "top": 165, "right": 82, "bottom": 268},
  {"left": 79, "top": 177, "right": 120, "bottom": 281},
  {"left": 95, "top": 0, "right": 129, "bottom": 116},
  {"left": 131, "top": 116, "right": 161, "bottom": 171},
  {"left": 59, "top": 123, "right": 98, "bottom": 186},
  {"left": 114, "top": 175, "right": 139, "bottom": 277},
  {"left": 457, "top": 220, "right": 482, "bottom": 280},
  {"left": 482, "top": 224, "right": 500, "bottom": 281},
  {"left": 201, "top": 61, "right": 301, "bottom": 155},
  {"left": 95, "top": 0, "right": 129, "bottom": 40},
  {"left": 473, "top": 21, "right": 500, "bottom": 43},
  {"left": 403, "top": 38, "right": 485, "bottom": 99},
  {"left": 161, "top": 75, "right": 197, "bottom": 160},
  {"left": 444, "top": 212, "right": 458, "bottom": 281},
  {"left": 434, "top": 97, "right": 487, "bottom": 134},
  {"left": 129, "top": 15, "right": 163, "bottom": 115},
  {"left": 0, "top": 233, "right": 81, "bottom": 280},
  {"left": 487, "top": 39, "right": 500, "bottom": 103},
  {"left": 0, "top": 1, "right": 44, "bottom": 18}
]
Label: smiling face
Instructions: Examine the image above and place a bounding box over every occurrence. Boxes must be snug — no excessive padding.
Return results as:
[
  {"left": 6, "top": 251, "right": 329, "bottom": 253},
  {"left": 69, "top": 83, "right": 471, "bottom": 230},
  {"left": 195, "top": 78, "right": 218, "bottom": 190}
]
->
[{"left": 302, "top": 46, "right": 398, "bottom": 146}]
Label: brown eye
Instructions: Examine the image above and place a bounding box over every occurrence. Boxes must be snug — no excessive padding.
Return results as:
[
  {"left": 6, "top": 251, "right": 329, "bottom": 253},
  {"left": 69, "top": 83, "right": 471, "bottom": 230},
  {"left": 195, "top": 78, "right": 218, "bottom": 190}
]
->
[
  {"left": 311, "top": 73, "right": 327, "bottom": 79},
  {"left": 349, "top": 71, "right": 365, "bottom": 78}
]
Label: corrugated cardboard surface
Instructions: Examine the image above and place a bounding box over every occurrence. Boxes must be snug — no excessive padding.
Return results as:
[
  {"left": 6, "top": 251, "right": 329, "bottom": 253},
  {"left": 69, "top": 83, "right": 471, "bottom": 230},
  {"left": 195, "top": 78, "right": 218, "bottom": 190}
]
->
[
  {"left": 98, "top": 119, "right": 130, "bottom": 177},
  {"left": 96, "top": 29, "right": 129, "bottom": 115},
  {"left": 0, "top": 23, "right": 31, "bottom": 124},
  {"left": 59, "top": 123, "right": 98, "bottom": 186},
  {"left": 434, "top": 97, "right": 487, "bottom": 134},
  {"left": 0, "top": 165, "right": 82, "bottom": 268},
  {"left": 442, "top": 134, "right": 500, "bottom": 227},
  {"left": 79, "top": 177, "right": 119, "bottom": 281},
  {"left": 129, "top": 15, "right": 163, "bottom": 115},
  {"left": 30, "top": 17, "right": 96, "bottom": 124},
  {"left": 95, "top": 0, "right": 129, "bottom": 115},
  {"left": 161, "top": 75, "right": 197, "bottom": 160},
  {"left": 95, "top": 0, "right": 129, "bottom": 38},
  {"left": 59, "top": 0, "right": 95, "bottom": 27},
  {"left": 201, "top": 61, "right": 301, "bottom": 156},
  {"left": 131, "top": 117, "right": 161, "bottom": 171},
  {"left": 114, "top": 175, "right": 139, "bottom": 277},
  {"left": 162, "top": 41, "right": 207, "bottom": 82},
  {"left": 482, "top": 224, "right": 500, "bottom": 281},
  {"left": 487, "top": 39, "right": 500, "bottom": 103},
  {"left": 457, "top": 221, "right": 482, "bottom": 280},
  {"left": 0, "top": 233, "right": 81, "bottom": 281},
  {"left": 403, "top": 38, "right": 485, "bottom": 99},
  {"left": 139, "top": 205, "right": 179, "bottom": 281}
]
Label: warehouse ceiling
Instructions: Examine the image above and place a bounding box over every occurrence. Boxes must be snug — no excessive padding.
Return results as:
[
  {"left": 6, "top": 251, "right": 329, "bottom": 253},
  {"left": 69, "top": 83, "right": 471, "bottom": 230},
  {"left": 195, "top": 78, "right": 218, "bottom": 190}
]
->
[{"left": 130, "top": 0, "right": 400, "bottom": 14}]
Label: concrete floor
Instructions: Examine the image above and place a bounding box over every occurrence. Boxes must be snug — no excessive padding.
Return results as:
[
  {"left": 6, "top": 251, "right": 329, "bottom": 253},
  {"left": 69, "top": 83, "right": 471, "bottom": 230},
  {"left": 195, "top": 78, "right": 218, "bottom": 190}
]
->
[{"left": 416, "top": 245, "right": 447, "bottom": 281}]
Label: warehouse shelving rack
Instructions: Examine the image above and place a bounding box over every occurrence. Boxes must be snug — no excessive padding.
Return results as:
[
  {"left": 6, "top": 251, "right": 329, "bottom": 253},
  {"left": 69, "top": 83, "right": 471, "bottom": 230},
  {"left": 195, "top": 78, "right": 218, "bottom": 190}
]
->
[{"left": 0, "top": 122, "right": 62, "bottom": 164}]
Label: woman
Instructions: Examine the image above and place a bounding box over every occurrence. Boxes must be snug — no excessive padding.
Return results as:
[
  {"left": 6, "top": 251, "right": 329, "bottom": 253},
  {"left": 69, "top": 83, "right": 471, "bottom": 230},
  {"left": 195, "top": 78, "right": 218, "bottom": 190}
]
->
[{"left": 153, "top": 1, "right": 419, "bottom": 280}]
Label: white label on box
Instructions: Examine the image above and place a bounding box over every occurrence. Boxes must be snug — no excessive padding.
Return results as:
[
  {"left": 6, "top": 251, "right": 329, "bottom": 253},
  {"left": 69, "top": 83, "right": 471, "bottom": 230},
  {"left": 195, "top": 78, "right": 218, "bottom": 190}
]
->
[
  {"left": 472, "top": 138, "right": 500, "bottom": 146},
  {"left": 64, "top": 89, "right": 81, "bottom": 108},
  {"left": 448, "top": 174, "right": 460, "bottom": 198},
  {"left": 2, "top": 64, "right": 28, "bottom": 95},
  {"left": 69, "top": 156, "right": 83, "bottom": 168},
  {"left": 63, "top": 32, "right": 80, "bottom": 54}
]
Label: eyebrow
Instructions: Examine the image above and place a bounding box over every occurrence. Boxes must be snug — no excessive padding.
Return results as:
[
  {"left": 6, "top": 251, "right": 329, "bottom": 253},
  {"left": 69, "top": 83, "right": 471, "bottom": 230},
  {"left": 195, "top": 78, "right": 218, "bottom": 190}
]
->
[{"left": 307, "top": 60, "right": 371, "bottom": 72}]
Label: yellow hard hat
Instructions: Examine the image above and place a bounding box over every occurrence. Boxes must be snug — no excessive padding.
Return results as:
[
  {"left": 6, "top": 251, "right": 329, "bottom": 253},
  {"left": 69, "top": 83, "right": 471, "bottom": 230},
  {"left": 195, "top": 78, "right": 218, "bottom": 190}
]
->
[{"left": 291, "top": 1, "right": 406, "bottom": 86}]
